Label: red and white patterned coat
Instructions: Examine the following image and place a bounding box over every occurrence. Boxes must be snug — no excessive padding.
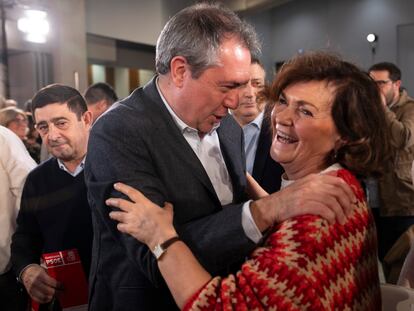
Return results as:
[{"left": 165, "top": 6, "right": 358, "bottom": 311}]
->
[{"left": 184, "top": 169, "right": 381, "bottom": 311}]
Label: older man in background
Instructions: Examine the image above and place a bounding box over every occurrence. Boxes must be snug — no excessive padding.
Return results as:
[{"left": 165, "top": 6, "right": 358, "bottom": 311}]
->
[
  {"left": 232, "top": 58, "right": 284, "bottom": 193},
  {"left": 11, "top": 84, "right": 93, "bottom": 310}
]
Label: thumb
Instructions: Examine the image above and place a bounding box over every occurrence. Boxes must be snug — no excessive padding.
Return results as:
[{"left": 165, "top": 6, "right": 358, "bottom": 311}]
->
[{"left": 163, "top": 202, "right": 174, "bottom": 215}]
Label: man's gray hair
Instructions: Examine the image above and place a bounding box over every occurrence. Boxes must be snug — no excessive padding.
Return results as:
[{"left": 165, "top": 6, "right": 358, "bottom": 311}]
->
[{"left": 155, "top": 2, "right": 261, "bottom": 78}]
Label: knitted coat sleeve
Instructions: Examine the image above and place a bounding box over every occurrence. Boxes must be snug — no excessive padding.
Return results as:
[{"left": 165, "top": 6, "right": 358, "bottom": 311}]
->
[{"left": 183, "top": 169, "right": 381, "bottom": 311}]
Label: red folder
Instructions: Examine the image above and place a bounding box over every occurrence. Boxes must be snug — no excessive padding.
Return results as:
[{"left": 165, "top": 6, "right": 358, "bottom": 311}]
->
[{"left": 40, "top": 249, "right": 88, "bottom": 310}]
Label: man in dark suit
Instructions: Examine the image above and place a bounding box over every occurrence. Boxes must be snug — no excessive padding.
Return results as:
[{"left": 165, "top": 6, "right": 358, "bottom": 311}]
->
[
  {"left": 85, "top": 3, "right": 356, "bottom": 310},
  {"left": 232, "top": 58, "right": 284, "bottom": 193},
  {"left": 11, "top": 84, "right": 93, "bottom": 310}
]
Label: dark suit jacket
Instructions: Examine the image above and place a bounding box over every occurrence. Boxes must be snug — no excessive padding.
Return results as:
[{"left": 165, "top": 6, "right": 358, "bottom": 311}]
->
[
  {"left": 251, "top": 112, "right": 284, "bottom": 194},
  {"left": 84, "top": 77, "right": 257, "bottom": 310}
]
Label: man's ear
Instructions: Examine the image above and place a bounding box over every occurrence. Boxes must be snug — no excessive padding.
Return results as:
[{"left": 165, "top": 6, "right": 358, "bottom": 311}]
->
[
  {"left": 82, "top": 110, "right": 93, "bottom": 128},
  {"left": 395, "top": 79, "right": 402, "bottom": 90},
  {"left": 170, "top": 56, "right": 189, "bottom": 88}
]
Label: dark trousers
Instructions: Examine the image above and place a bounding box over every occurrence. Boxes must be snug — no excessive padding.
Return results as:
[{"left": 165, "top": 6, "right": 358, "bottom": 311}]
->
[
  {"left": 375, "top": 213, "right": 414, "bottom": 260},
  {"left": 0, "top": 269, "right": 28, "bottom": 311}
]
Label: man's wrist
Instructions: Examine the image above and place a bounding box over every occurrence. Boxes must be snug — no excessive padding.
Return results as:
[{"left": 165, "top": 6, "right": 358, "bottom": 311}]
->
[
  {"left": 250, "top": 197, "right": 275, "bottom": 232},
  {"left": 148, "top": 229, "right": 178, "bottom": 251}
]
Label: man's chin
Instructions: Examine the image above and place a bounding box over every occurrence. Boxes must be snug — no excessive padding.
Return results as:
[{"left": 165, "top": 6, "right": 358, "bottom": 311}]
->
[{"left": 198, "top": 123, "right": 220, "bottom": 135}]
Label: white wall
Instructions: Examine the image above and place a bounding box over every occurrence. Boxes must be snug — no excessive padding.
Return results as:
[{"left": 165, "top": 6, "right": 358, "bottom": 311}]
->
[
  {"left": 114, "top": 67, "right": 129, "bottom": 99},
  {"left": 85, "top": 0, "right": 163, "bottom": 45},
  {"left": 85, "top": 0, "right": 195, "bottom": 46},
  {"left": 48, "top": 0, "right": 88, "bottom": 91}
]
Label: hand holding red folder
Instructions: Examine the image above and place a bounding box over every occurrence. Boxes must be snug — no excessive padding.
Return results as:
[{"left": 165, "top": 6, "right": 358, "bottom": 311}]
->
[
  {"left": 22, "top": 264, "right": 62, "bottom": 304},
  {"left": 41, "top": 249, "right": 88, "bottom": 310}
]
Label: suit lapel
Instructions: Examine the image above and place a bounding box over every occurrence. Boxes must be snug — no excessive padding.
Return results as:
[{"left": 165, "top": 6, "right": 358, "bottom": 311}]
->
[
  {"left": 252, "top": 115, "right": 272, "bottom": 180},
  {"left": 218, "top": 115, "right": 246, "bottom": 203},
  {"left": 141, "top": 78, "right": 220, "bottom": 204}
]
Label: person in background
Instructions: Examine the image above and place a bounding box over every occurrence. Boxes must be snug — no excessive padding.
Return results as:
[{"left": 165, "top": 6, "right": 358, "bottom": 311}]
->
[
  {"left": 85, "top": 4, "right": 355, "bottom": 310},
  {"left": 84, "top": 82, "right": 118, "bottom": 123},
  {"left": 0, "top": 97, "right": 17, "bottom": 109},
  {"left": 369, "top": 62, "right": 414, "bottom": 262},
  {"left": 232, "top": 57, "right": 284, "bottom": 193},
  {"left": 0, "top": 107, "right": 29, "bottom": 141},
  {"left": 0, "top": 106, "right": 41, "bottom": 163},
  {"left": 108, "top": 52, "right": 389, "bottom": 310},
  {"left": 0, "top": 125, "right": 36, "bottom": 311},
  {"left": 11, "top": 84, "right": 93, "bottom": 310}
]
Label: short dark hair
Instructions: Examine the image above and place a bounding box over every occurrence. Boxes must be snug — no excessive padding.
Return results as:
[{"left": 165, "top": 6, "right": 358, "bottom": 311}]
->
[
  {"left": 251, "top": 57, "right": 264, "bottom": 70},
  {"left": 84, "top": 82, "right": 118, "bottom": 106},
  {"left": 270, "top": 52, "right": 390, "bottom": 177},
  {"left": 156, "top": 2, "right": 261, "bottom": 78},
  {"left": 368, "top": 62, "right": 401, "bottom": 81},
  {"left": 31, "top": 84, "right": 87, "bottom": 121}
]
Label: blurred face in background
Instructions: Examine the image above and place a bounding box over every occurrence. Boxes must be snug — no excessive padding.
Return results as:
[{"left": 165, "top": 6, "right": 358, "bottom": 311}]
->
[
  {"left": 369, "top": 70, "right": 401, "bottom": 106},
  {"left": 232, "top": 63, "right": 266, "bottom": 126},
  {"left": 7, "top": 113, "right": 28, "bottom": 140}
]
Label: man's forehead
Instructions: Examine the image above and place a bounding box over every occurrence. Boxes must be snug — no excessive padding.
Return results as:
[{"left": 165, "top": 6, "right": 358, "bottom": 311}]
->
[
  {"left": 34, "top": 102, "right": 72, "bottom": 119},
  {"left": 369, "top": 70, "right": 390, "bottom": 79},
  {"left": 250, "top": 64, "right": 265, "bottom": 78}
]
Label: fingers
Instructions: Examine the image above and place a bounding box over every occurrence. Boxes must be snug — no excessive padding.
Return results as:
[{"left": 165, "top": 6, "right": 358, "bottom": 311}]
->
[
  {"left": 163, "top": 202, "right": 174, "bottom": 214},
  {"left": 41, "top": 272, "right": 61, "bottom": 289},
  {"left": 31, "top": 285, "right": 55, "bottom": 304},
  {"left": 113, "top": 182, "right": 151, "bottom": 205},
  {"left": 274, "top": 173, "right": 357, "bottom": 225},
  {"left": 106, "top": 183, "right": 158, "bottom": 212},
  {"left": 109, "top": 210, "right": 126, "bottom": 222},
  {"left": 302, "top": 201, "right": 336, "bottom": 224},
  {"left": 320, "top": 174, "right": 356, "bottom": 217},
  {"left": 106, "top": 198, "right": 134, "bottom": 212},
  {"left": 22, "top": 266, "right": 59, "bottom": 304}
]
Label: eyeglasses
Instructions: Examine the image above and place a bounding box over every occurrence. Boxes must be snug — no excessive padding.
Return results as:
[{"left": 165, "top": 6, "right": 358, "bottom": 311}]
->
[{"left": 374, "top": 79, "right": 392, "bottom": 86}]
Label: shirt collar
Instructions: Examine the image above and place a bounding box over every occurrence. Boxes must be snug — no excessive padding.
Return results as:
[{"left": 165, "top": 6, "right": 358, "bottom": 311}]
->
[
  {"left": 247, "top": 111, "right": 264, "bottom": 129},
  {"left": 57, "top": 157, "right": 86, "bottom": 177},
  {"left": 280, "top": 163, "right": 343, "bottom": 189},
  {"left": 155, "top": 77, "right": 220, "bottom": 136}
]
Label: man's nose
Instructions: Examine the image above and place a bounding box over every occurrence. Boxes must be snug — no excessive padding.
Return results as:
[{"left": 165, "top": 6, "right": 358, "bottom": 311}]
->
[
  {"left": 47, "top": 123, "right": 61, "bottom": 140},
  {"left": 242, "top": 84, "right": 254, "bottom": 98},
  {"left": 223, "top": 90, "right": 240, "bottom": 109}
]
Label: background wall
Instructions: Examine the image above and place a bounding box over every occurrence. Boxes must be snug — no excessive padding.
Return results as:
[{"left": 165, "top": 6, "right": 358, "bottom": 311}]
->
[
  {"left": 246, "top": 0, "right": 414, "bottom": 92},
  {"left": 85, "top": 0, "right": 414, "bottom": 92},
  {"left": 85, "top": 0, "right": 163, "bottom": 46},
  {"left": 85, "top": 0, "right": 193, "bottom": 46},
  {"left": 3, "top": 0, "right": 414, "bottom": 103}
]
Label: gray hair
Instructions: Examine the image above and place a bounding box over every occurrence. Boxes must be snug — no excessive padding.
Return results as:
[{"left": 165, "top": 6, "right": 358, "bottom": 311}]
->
[{"left": 156, "top": 2, "right": 261, "bottom": 78}]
